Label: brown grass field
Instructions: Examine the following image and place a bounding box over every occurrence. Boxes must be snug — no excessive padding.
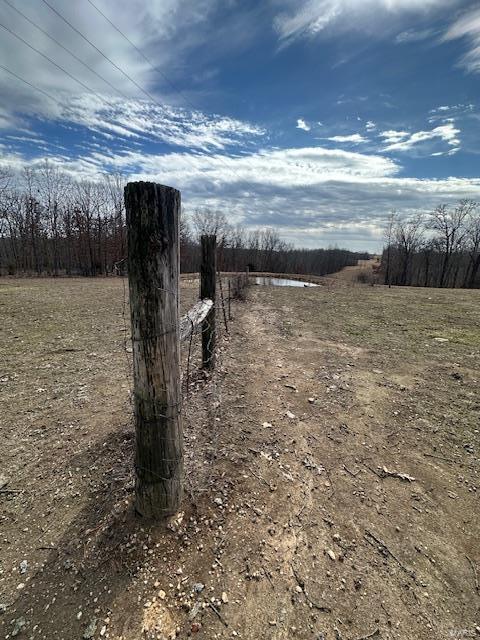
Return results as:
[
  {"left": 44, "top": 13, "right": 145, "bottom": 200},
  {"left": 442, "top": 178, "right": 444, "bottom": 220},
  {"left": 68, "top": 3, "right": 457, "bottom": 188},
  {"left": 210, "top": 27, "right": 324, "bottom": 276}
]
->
[{"left": 0, "top": 275, "right": 479, "bottom": 640}]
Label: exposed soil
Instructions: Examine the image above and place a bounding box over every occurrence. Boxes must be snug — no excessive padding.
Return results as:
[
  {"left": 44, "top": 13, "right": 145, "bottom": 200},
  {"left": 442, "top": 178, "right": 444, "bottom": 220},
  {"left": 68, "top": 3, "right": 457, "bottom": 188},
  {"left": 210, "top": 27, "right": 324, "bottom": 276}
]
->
[{"left": 0, "top": 277, "right": 479, "bottom": 640}]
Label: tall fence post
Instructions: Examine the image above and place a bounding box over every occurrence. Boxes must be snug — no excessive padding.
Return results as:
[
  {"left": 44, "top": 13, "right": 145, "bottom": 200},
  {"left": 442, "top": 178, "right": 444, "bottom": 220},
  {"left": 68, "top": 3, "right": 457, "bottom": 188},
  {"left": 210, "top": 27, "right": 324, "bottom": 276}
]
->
[
  {"left": 200, "top": 234, "right": 216, "bottom": 369},
  {"left": 125, "top": 181, "right": 183, "bottom": 519}
]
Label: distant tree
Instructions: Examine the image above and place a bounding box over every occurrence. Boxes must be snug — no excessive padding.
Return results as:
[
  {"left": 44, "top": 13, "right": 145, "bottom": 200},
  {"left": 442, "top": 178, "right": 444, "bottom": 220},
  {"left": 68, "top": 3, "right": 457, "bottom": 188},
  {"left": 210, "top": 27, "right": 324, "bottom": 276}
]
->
[
  {"left": 383, "top": 211, "right": 396, "bottom": 288},
  {"left": 464, "top": 206, "right": 480, "bottom": 288},
  {"left": 428, "top": 200, "right": 474, "bottom": 287},
  {"left": 393, "top": 213, "right": 424, "bottom": 286}
]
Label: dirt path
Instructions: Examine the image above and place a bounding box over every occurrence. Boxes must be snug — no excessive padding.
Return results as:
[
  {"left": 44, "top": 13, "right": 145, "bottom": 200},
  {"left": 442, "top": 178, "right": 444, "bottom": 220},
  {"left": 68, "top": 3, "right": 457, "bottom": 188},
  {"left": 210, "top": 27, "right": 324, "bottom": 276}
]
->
[
  {"left": 1, "top": 279, "right": 479, "bottom": 640},
  {"left": 329, "top": 258, "right": 380, "bottom": 282}
]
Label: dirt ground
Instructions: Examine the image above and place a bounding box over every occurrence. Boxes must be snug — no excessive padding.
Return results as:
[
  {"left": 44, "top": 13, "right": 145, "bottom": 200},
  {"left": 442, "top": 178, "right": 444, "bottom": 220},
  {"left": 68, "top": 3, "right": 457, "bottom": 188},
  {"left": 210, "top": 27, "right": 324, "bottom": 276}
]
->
[{"left": 0, "top": 276, "right": 479, "bottom": 640}]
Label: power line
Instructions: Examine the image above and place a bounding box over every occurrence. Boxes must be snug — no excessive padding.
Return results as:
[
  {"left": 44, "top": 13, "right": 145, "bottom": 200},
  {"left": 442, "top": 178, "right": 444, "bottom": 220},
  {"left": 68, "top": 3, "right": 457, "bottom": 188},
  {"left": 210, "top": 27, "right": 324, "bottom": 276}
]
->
[
  {"left": 2, "top": 0, "right": 249, "bottom": 190},
  {"left": 2, "top": 0, "right": 130, "bottom": 101},
  {"left": 38, "top": 0, "right": 250, "bottom": 181},
  {"left": 79, "top": 0, "right": 255, "bottom": 185},
  {"left": 0, "top": 16, "right": 220, "bottom": 182},
  {"left": 40, "top": 0, "right": 164, "bottom": 107},
  {"left": 84, "top": 0, "right": 198, "bottom": 113},
  {"left": 0, "top": 20, "right": 109, "bottom": 103},
  {"left": 0, "top": 62, "right": 56, "bottom": 102}
]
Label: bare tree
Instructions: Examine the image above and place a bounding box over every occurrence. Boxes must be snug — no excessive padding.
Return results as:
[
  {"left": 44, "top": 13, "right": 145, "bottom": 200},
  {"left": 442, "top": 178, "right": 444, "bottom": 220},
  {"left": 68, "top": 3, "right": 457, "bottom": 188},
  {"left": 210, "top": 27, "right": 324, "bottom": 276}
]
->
[
  {"left": 464, "top": 205, "right": 480, "bottom": 288},
  {"left": 393, "top": 213, "right": 424, "bottom": 286},
  {"left": 383, "top": 211, "right": 396, "bottom": 288},
  {"left": 428, "top": 200, "right": 474, "bottom": 287}
]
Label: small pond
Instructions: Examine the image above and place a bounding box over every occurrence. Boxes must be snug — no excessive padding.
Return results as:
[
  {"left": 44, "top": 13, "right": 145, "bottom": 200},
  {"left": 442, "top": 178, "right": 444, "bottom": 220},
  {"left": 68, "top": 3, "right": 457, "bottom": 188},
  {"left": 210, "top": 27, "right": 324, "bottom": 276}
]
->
[{"left": 254, "top": 277, "right": 318, "bottom": 288}]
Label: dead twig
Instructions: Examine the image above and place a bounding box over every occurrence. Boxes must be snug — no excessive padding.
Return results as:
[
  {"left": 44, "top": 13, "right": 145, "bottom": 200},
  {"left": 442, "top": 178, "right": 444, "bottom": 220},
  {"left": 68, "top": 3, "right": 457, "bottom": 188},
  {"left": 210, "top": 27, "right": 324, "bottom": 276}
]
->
[
  {"left": 364, "top": 529, "right": 420, "bottom": 586},
  {"left": 262, "top": 564, "right": 275, "bottom": 590},
  {"left": 355, "top": 629, "right": 380, "bottom": 640},
  {"left": 247, "top": 466, "right": 273, "bottom": 490},
  {"left": 343, "top": 464, "right": 360, "bottom": 477},
  {"left": 290, "top": 562, "right": 331, "bottom": 612},
  {"left": 209, "top": 602, "right": 228, "bottom": 627},
  {"left": 423, "top": 453, "right": 456, "bottom": 464},
  {"left": 466, "top": 555, "right": 479, "bottom": 594}
]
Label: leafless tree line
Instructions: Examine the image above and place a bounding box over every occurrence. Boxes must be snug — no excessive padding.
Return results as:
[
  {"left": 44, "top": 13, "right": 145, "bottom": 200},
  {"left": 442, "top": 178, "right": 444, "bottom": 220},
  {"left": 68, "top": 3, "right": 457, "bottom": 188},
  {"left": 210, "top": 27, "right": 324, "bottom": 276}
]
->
[
  {"left": 0, "top": 164, "right": 125, "bottom": 277},
  {"left": 381, "top": 200, "right": 480, "bottom": 289},
  {"left": 0, "top": 164, "right": 366, "bottom": 278}
]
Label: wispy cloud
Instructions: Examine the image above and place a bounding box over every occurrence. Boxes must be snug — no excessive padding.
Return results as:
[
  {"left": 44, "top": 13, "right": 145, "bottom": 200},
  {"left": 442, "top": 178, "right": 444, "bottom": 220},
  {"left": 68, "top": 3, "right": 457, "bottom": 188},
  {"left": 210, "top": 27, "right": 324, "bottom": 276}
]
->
[
  {"left": 395, "top": 28, "right": 436, "bottom": 43},
  {"left": 62, "top": 95, "right": 265, "bottom": 151},
  {"left": 327, "top": 133, "right": 367, "bottom": 144},
  {"left": 443, "top": 6, "right": 480, "bottom": 73},
  {"left": 380, "top": 123, "right": 460, "bottom": 152},
  {"left": 296, "top": 118, "right": 311, "bottom": 131},
  {"left": 273, "top": 0, "right": 460, "bottom": 44},
  {"left": 2, "top": 143, "right": 480, "bottom": 250}
]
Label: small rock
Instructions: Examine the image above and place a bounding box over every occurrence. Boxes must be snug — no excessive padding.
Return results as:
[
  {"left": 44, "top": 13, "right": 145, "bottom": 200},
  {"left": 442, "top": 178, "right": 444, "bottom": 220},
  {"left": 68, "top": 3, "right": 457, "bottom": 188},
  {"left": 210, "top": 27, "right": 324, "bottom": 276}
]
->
[
  {"left": 286, "top": 411, "right": 295, "bottom": 419},
  {"left": 295, "top": 585, "right": 303, "bottom": 593},
  {"left": 158, "top": 590, "right": 166, "bottom": 600},
  {"left": 221, "top": 592, "right": 228, "bottom": 604},
  {"left": 308, "top": 398, "right": 315, "bottom": 403},
  {"left": 193, "top": 583, "right": 204, "bottom": 594},
  {"left": 19, "top": 560, "right": 28, "bottom": 574},
  {"left": 11, "top": 617, "right": 26, "bottom": 637},
  {"left": 213, "top": 497, "right": 223, "bottom": 506},
  {"left": 191, "top": 622, "right": 202, "bottom": 633},
  {"left": 189, "top": 602, "right": 202, "bottom": 621},
  {"left": 325, "top": 549, "right": 336, "bottom": 561},
  {"left": 83, "top": 618, "right": 98, "bottom": 639},
  {"left": 0, "top": 603, "right": 7, "bottom": 614}
]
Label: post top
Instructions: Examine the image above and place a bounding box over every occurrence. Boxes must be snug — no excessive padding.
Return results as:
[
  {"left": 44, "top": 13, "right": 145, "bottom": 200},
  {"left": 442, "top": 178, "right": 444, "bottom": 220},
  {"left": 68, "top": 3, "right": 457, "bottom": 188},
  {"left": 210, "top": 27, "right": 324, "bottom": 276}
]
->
[{"left": 125, "top": 181, "right": 180, "bottom": 195}]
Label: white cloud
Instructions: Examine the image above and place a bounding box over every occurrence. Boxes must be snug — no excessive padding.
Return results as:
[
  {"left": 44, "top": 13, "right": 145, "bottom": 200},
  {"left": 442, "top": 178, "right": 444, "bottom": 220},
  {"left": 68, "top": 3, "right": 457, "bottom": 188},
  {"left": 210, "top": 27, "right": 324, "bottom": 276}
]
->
[
  {"left": 443, "top": 7, "right": 480, "bottom": 73},
  {"left": 379, "top": 130, "right": 410, "bottom": 144},
  {"left": 2, "top": 143, "right": 480, "bottom": 251},
  {"left": 273, "top": 0, "right": 460, "bottom": 44},
  {"left": 380, "top": 123, "right": 460, "bottom": 152},
  {"left": 366, "top": 121, "right": 376, "bottom": 131},
  {"left": 61, "top": 94, "right": 265, "bottom": 150},
  {"left": 395, "top": 28, "right": 435, "bottom": 43},
  {"left": 327, "top": 133, "right": 367, "bottom": 144},
  {"left": 0, "top": 0, "right": 223, "bottom": 125},
  {"left": 296, "top": 118, "right": 311, "bottom": 131}
]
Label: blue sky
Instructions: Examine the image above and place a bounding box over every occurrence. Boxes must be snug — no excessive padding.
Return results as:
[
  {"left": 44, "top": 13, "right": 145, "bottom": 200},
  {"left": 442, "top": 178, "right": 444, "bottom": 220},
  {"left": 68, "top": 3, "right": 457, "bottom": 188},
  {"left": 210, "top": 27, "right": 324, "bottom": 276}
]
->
[{"left": 1, "top": 0, "right": 480, "bottom": 250}]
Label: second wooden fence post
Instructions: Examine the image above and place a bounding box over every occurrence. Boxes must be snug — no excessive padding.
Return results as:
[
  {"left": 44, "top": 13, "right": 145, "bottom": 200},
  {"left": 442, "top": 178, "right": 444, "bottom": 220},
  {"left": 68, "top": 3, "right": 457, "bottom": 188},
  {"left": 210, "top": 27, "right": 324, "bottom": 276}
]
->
[
  {"left": 200, "top": 234, "right": 216, "bottom": 369},
  {"left": 125, "top": 181, "right": 183, "bottom": 519}
]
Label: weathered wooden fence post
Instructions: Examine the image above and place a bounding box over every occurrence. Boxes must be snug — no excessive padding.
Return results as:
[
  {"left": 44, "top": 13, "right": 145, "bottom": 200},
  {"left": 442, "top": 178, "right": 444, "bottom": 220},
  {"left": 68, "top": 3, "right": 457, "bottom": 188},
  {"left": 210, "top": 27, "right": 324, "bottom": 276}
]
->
[
  {"left": 125, "top": 181, "right": 183, "bottom": 518},
  {"left": 200, "top": 235, "right": 216, "bottom": 369}
]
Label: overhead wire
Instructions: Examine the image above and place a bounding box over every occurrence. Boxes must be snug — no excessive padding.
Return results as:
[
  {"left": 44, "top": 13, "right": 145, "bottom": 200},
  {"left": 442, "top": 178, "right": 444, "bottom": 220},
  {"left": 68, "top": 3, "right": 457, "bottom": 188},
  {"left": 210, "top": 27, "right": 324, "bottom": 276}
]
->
[
  {"left": 1, "top": 0, "right": 247, "bottom": 187},
  {"left": 1, "top": 0, "right": 131, "bottom": 101},
  {"left": 84, "top": 0, "right": 198, "bottom": 113},
  {"left": 0, "top": 62, "right": 57, "bottom": 102}
]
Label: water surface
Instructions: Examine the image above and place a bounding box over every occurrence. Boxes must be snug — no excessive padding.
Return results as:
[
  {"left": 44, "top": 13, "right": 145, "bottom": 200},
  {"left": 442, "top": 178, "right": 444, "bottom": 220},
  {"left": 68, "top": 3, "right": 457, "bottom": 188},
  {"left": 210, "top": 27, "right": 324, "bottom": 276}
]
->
[{"left": 254, "top": 277, "right": 318, "bottom": 288}]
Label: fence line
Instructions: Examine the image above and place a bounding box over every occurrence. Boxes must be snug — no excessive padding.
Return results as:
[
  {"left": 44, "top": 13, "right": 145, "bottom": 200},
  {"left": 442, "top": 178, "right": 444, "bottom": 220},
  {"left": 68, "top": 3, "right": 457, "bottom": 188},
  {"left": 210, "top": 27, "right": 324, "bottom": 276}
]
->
[{"left": 125, "top": 181, "right": 250, "bottom": 519}]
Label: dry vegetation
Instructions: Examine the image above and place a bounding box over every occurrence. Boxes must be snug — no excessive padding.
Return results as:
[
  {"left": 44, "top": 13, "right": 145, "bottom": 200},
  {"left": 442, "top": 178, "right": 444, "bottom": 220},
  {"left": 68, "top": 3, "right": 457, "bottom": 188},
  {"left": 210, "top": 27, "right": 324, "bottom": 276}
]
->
[{"left": 0, "top": 276, "right": 479, "bottom": 640}]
